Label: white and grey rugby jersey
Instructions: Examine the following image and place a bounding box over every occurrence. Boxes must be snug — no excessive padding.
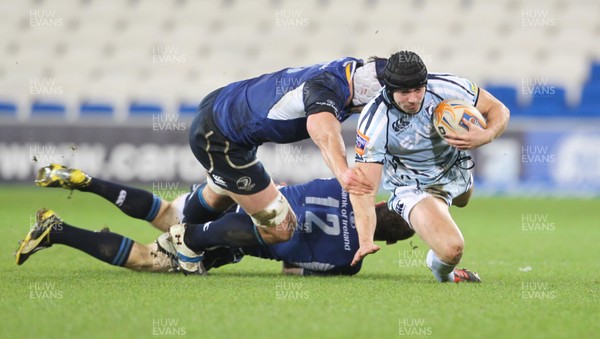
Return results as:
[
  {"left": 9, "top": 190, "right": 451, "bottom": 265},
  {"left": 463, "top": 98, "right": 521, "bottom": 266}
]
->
[{"left": 354, "top": 73, "right": 479, "bottom": 191}]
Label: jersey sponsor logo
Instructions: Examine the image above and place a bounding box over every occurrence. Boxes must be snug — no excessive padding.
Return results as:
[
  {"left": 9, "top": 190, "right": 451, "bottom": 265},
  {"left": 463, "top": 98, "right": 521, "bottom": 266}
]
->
[
  {"left": 424, "top": 103, "right": 438, "bottom": 135},
  {"left": 355, "top": 130, "right": 369, "bottom": 156},
  {"left": 392, "top": 118, "right": 410, "bottom": 132},
  {"left": 340, "top": 190, "right": 351, "bottom": 250},
  {"left": 211, "top": 174, "right": 227, "bottom": 187},
  {"left": 314, "top": 99, "right": 339, "bottom": 114},
  {"left": 425, "top": 102, "right": 436, "bottom": 117},
  {"left": 236, "top": 176, "right": 256, "bottom": 191}
]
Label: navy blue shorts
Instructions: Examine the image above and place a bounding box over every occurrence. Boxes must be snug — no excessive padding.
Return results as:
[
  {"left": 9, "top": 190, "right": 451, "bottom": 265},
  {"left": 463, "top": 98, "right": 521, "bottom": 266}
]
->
[{"left": 189, "top": 88, "right": 271, "bottom": 195}]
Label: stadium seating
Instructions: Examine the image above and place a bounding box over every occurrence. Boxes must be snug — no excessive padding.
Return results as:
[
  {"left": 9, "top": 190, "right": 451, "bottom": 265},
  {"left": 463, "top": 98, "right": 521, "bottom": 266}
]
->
[
  {"left": 0, "top": 101, "right": 17, "bottom": 117},
  {"left": 31, "top": 100, "right": 66, "bottom": 117},
  {"left": 588, "top": 62, "right": 600, "bottom": 82},
  {"left": 79, "top": 101, "right": 114, "bottom": 118},
  {"left": 128, "top": 102, "right": 163, "bottom": 116},
  {"left": 576, "top": 81, "right": 600, "bottom": 116},
  {"left": 1, "top": 0, "right": 599, "bottom": 121},
  {"left": 520, "top": 85, "right": 568, "bottom": 117},
  {"left": 484, "top": 85, "right": 522, "bottom": 117},
  {"left": 179, "top": 102, "right": 199, "bottom": 115}
]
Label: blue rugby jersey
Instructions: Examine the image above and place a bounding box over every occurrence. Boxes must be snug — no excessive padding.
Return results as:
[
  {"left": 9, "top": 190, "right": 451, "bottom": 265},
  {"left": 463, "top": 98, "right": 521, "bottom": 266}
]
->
[
  {"left": 245, "top": 178, "right": 362, "bottom": 275},
  {"left": 211, "top": 57, "right": 359, "bottom": 146}
]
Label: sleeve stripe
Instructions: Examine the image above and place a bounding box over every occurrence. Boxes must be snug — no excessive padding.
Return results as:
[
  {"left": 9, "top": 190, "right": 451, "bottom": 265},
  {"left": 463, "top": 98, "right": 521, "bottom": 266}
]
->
[
  {"left": 428, "top": 74, "right": 475, "bottom": 97},
  {"left": 440, "top": 87, "right": 472, "bottom": 100},
  {"left": 358, "top": 96, "right": 384, "bottom": 132},
  {"left": 369, "top": 110, "right": 388, "bottom": 145},
  {"left": 357, "top": 100, "right": 375, "bottom": 128},
  {"left": 345, "top": 61, "right": 356, "bottom": 85},
  {"left": 473, "top": 87, "right": 481, "bottom": 106}
]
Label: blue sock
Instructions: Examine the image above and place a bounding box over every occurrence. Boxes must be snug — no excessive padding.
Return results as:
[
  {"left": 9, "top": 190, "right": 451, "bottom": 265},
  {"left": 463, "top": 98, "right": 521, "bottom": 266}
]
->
[
  {"left": 183, "top": 213, "right": 265, "bottom": 252},
  {"left": 51, "top": 222, "right": 134, "bottom": 267},
  {"left": 80, "top": 178, "right": 159, "bottom": 221},
  {"left": 426, "top": 249, "right": 456, "bottom": 282},
  {"left": 202, "top": 247, "right": 244, "bottom": 271},
  {"left": 182, "top": 183, "right": 225, "bottom": 223}
]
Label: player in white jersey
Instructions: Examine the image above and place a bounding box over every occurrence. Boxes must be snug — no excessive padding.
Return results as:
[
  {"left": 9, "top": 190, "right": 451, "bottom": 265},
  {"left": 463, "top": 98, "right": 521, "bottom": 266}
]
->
[{"left": 350, "top": 51, "right": 510, "bottom": 282}]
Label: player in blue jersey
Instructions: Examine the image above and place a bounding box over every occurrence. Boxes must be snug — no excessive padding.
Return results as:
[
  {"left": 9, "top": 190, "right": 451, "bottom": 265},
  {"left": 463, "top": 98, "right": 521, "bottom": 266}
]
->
[
  {"left": 17, "top": 165, "right": 414, "bottom": 276},
  {"left": 185, "top": 57, "right": 387, "bottom": 262},
  {"left": 350, "top": 51, "right": 510, "bottom": 282}
]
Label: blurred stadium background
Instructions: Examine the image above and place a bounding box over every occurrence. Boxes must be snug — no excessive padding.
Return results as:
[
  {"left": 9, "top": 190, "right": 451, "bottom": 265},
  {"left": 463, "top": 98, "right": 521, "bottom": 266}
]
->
[{"left": 1, "top": 0, "right": 599, "bottom": 196}]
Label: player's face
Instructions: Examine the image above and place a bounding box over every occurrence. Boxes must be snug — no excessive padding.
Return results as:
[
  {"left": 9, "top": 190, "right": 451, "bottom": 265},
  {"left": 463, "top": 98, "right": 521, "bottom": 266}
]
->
[{"left": 392, "top": 86, "right": 426, "bottom": 114}]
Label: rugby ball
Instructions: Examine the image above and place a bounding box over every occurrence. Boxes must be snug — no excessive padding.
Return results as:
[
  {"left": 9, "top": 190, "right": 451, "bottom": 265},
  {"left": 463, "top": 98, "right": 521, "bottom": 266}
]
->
[{"left": 433, "top": 100, "right": 486, "bottom": 138}]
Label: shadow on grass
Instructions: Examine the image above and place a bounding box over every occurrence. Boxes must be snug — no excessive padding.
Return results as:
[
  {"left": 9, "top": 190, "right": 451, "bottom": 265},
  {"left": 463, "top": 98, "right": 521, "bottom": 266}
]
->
[{"left": 6, "top": 264, "right": 438, "bottom": 284}]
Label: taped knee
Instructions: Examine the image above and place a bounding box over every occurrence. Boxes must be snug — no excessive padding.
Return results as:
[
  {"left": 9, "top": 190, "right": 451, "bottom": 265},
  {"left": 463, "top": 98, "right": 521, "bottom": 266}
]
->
[{"left": 250, "top": 192, "right": 294, "bottom": 228}]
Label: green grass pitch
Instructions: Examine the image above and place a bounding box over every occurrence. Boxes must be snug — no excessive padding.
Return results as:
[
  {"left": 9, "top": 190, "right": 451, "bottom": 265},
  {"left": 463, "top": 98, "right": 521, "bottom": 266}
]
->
[{"left": 1, "top": 185, "right": 599, "bottom": 338}]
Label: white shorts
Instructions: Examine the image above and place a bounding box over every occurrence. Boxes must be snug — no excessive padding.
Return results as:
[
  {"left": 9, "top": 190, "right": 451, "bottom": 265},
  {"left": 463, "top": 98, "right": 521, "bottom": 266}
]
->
[{"left": 387, "top": 167, "right": 473, "bottom": 228}]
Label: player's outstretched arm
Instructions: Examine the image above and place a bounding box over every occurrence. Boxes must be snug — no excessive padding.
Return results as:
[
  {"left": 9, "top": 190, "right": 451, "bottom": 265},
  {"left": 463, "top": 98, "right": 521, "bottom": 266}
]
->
[
  {"left": 307, "top": 112, "right": 373, "bottom": 195},
  {"left": 349, "top": 162, "right": 383, "bottom": 266},
  {"left": 444, "top": 88, "right": 510, "bottom": 150}
]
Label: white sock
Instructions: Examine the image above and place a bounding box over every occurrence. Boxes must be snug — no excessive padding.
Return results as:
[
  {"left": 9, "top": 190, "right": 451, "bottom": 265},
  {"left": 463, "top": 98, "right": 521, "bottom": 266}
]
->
[{"left": 426, "top": 249, "right": 456, "bottom": 282}]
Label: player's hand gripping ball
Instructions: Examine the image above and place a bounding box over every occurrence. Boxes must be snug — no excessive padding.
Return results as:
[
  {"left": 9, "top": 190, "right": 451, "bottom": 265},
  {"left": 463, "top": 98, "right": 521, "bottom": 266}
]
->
[{"left": 433, "top": 99, "right": 487, "bottom": 138}]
